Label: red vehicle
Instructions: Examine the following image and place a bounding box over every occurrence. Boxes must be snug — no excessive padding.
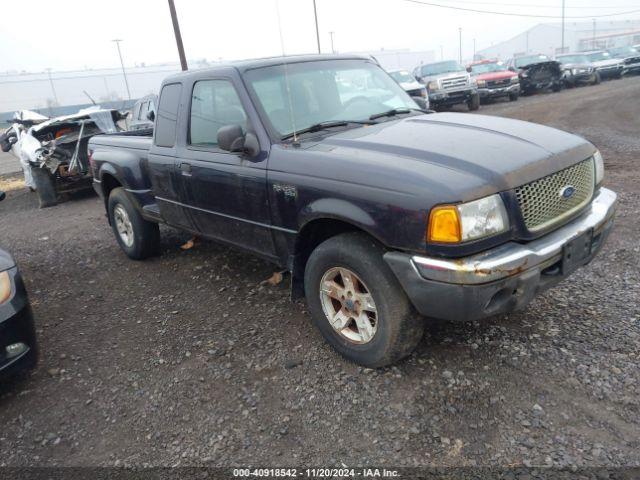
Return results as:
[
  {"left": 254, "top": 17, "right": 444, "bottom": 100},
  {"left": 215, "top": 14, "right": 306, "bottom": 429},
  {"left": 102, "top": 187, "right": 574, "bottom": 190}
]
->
[{"left": 468, "top": 60, "right": 520, "bottom": 102}]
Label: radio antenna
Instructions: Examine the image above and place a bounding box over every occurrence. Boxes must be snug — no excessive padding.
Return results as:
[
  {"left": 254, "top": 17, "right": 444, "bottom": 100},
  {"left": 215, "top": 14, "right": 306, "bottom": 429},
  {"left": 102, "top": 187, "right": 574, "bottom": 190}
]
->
[{"left": 275, "top": 0, "right": 298, "bottom": 143}]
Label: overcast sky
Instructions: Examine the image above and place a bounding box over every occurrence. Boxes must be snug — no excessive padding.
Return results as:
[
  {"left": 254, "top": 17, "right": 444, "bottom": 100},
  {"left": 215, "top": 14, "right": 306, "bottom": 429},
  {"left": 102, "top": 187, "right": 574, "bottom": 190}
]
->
[{"left": 1, "top": 0, "right": 640, "bottom": 72}]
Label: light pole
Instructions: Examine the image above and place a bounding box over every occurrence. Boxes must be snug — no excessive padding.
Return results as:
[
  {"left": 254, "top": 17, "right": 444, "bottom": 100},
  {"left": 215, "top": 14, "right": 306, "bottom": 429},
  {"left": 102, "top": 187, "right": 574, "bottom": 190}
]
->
[
  {"left": 45, "top": 68, "right": 59, "bottom": 106},
  {"left": 313, "top": 0, "right": 321, "bottom": 53},
  {"left": 168, "top": 0, "right": 188, "bottom": 71},
  {"left": 329, "top": 31, "right": 335, "bottom": 53},
  {"left": 112, "top": 39, "right": 131, "bottom": 100},
  {"left": 458, "top": 27, "right": 462, "bottom": 64},
  {"left": 561, "top": 0, "right": 566, "bottom": 53}
]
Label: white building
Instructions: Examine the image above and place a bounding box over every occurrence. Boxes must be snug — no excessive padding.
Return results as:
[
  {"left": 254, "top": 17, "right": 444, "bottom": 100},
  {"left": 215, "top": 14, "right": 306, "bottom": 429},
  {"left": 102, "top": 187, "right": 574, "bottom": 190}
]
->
[
  {"left": 477, "top": 19, "right": 640, "bottom": 60},
  {"left": 349, "top": 49, "right": 436, "bottom": 72}
]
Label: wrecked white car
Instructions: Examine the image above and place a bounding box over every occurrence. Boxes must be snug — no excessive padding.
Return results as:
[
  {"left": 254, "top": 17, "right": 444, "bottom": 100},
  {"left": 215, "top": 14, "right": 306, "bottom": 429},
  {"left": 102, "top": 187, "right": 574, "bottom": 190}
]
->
[{"left": 0, "top": 107, "right": 124, "bottom": 207}]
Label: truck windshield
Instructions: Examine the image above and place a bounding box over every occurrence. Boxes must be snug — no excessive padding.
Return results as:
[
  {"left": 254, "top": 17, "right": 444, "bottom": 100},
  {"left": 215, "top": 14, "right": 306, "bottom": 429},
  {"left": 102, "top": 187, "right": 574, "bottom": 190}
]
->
[
  {"left": 470, "top": 62, "right": 505, "bottom": 74},
  {"left": 515, "top": 55, "right": 550, "bottom": 67},
  {"left": 420, "top": 61, "right": 464, "bottom": 76},
  {"left": 608, "top": 46, "right": 638, "bottom": 58},
  {"left": 557, "top": 55, "right": 589, "bottom": 64},
  {"left": 389, "top": 70, "right": 414, "bottom": 83},
  {"left": 586, "top": 51, "right": 611, "bottom": 61},
  {"left": 245, "top": 59, "right": 418, "bottom": 139}
]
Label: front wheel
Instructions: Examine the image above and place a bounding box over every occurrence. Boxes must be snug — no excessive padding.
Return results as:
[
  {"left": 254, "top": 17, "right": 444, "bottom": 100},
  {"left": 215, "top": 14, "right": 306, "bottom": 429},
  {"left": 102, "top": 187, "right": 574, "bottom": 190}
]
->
[
  {"left": 508, "top": 92, "right": 519, "bottom": 102},
  {"left": 467, "top": 93, "right": 480, "bottom": 111},
  {"left": 593, "top": 72, "right": 601, "bottom": 85},
  {"left": 304, "top": 233, "right": 424, "bottom": 367},
  {"left": 107, "top": 187, "right": 160, "bottom": 260}
]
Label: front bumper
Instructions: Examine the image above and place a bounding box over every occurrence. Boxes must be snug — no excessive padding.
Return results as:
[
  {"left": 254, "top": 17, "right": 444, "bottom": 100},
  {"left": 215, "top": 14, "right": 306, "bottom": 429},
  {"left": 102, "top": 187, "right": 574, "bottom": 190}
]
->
[
  {"left": 623, "top": 61, "right": 640, "bottom": 74},
  {"left": 0, "top": 267, "right": 37, "bottom": 380},
  {"left": 385, "top": 188, "right": 617, "bottom": 322},
  {"left": 564, "top": 71, "right": 596, "bottom": 84},
  {"left": 429, "top": 88, "right": 477, "bottom": 106},
  {"left": 596, "top": 65, "right": 623, "bottom": 77},
  {"left": 478, "top": 83, "right": 520, "bottom": 98}
]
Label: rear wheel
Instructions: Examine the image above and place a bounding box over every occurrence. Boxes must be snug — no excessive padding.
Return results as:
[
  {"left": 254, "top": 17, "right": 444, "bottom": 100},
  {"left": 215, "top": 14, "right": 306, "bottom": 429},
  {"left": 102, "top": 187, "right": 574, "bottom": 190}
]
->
[
  {"left": 107, "top": 187, "right": 160, "bottom": 260},
  {"left": 593, "top": 72, "right": 601, "bottom": 85},
  {"left": 31, "top": 166, "right": 57, "bottom": 208},
  {"left": 304, "top": 233, "right": 424, "bottom": 367},
  {"left": 467, "top": 93, "right": 480, "bottom": 111}
]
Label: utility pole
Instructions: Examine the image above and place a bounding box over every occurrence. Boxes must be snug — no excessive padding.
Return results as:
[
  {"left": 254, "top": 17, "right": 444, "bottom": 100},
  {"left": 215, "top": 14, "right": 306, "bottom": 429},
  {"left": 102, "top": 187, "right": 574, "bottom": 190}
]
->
[
  {"left": 329, "top": 31, "right": 335, "bottom": 53},
  {"left": 440, "top": 45, "right": 444, "bottom": 61},
  {"left": 458, "top": 27, "right": 462, "bottom": 64},
  {"left": 592, "top": 18, "right": 597, "bottom": 49},
  {"left": 168, "top": 0, "right": 188, "bottom": 71},
  {"left": 526, "top": 30, "right": 529, "bottom": 54},
  {"left": 111, "top": 39, "right": 131, "bottom": 100},
  {"left": 45, "top": 68, "right": 59, "bottom": 106},
  {"left": 561, "top": 0, "right": 566, "bottom": 53},
  {"left": 313, "top": 0, "right": 321, "bottom": 53},
  {"left": 473, "top": 38, "right": 476, "bottom": 60}
]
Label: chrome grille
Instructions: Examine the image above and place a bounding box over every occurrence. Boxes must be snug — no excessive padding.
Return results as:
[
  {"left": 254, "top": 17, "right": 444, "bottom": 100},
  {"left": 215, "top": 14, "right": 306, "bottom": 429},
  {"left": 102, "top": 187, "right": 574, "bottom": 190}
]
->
[
  {"left": 440, "top": 76, "right": 468, "bottom": 90},
  {"left": 515, "top": 158, "right": 595, "bottom": 232}
]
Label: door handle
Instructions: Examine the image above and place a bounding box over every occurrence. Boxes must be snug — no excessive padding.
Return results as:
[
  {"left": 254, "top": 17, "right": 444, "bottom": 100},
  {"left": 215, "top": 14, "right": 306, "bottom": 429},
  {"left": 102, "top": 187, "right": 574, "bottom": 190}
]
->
[{"left": 179, "top": 162, "right": 192, "bottom": 176}]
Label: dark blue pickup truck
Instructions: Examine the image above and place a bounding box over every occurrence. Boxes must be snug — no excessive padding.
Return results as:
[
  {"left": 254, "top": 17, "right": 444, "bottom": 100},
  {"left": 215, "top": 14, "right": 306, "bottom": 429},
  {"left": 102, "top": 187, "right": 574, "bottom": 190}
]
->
[{"left": 88, "top": 54, "right": 616, "bottom": 367}]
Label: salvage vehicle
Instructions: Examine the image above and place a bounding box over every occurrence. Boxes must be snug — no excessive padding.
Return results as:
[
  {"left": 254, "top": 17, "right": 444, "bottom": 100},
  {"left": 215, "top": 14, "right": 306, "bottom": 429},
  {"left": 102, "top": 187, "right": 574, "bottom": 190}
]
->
[
  {"left": 506, "top": 54, "right": 563, "bottom": 94},
  {"left": 607, "top": 46, "right": 640, "bottom": 75},
  {"left": 0, "top": 191, "right": 38, "bottom": 380},
  {"left": 129, "top": 94, "right": 157, "bottom": 131},
  {"left": 89, "top": 54, "right": 616, "bottom": 367},
  {"left": 583, "top": 51, "right": 624, "bottom": 79},
  {"left": 388, "top": 70, "right": 429, "bottom": 107},
  {"left": 413, "top": 60, "right": 480, "bottom": 111},
  {"left": 555, "top": 54, "right": 600, "bottom": 87},
  {"left": 1, "top": 107, "right": 123, "bottom": 208},
  {"left": 468, "top": 60, "right": 520, "bottom": 102}
]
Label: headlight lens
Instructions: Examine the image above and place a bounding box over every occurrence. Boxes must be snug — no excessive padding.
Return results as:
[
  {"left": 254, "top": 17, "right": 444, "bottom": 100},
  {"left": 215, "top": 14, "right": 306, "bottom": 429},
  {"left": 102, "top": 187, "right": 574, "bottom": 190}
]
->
[
  {"left": 510, "top": 76, "right": 519, "bottom": 84},
  {"left": 428, "top": 194, "right": 509, "bottom": 243},
  {"left": 594, "top": 150, "right": 605, "bottom": 185},
  {"left": 427, "top": 81, "right": 439, "bottom": 91},
  {"left": 0, "top": 271, "right": 12, "bottom": 305},
  {"left": 476, "top": 79, "right": 486, "bottom": 87}
]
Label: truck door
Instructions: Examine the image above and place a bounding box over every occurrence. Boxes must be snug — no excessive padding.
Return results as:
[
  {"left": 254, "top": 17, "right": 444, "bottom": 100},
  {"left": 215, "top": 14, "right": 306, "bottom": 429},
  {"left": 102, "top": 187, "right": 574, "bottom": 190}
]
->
[
  {"left": 174, "top": 77, "right": 276, "bottom": 260},
  {"left": 147, "top": 82, "right": 195, "bottom": 231}
]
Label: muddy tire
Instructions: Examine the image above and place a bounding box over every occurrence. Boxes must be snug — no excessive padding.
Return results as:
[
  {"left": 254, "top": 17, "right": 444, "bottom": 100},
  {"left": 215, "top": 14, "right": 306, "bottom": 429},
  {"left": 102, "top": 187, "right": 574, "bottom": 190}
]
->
[
  {"left": 304, "top": 232, "right": 424, "bottom": 367},
  {"left": 31, "top": 166, "right": 57, "bottom": 208},
  {"left": 467, "top": 93, "right": 480, "bottom": 111},
  {"left": 509, "top": 92, "right": 519, "bottom": 102},
  {"left": 107, "top": 187, "right": 160, "bottom": 260},
  {"left": 593, "top": 72, "right": 601, "bottom": 85}
]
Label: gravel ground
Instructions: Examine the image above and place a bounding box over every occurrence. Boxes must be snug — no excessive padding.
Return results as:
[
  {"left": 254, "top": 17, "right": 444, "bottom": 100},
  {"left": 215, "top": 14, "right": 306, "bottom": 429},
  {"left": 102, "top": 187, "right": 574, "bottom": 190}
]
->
[{"left": 0, "top": 76, "right": 638, "bottom": 469}]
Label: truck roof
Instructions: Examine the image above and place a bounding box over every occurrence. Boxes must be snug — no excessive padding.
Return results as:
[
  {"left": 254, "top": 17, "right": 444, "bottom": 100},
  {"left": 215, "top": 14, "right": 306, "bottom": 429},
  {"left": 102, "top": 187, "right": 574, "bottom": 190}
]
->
[{"left": 163, "top": 53, "right": 371, "bottom": 82}]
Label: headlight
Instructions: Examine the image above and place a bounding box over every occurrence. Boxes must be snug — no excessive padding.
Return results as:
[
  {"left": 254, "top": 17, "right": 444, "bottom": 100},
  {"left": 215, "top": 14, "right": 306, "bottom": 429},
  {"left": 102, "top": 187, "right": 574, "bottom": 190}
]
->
[
  {"left": 427, "top": 81, "right": 439, "bottom": 91},
  {"left": 594, "top": 150, "right": 605, "bottom": 185},
  {"left": 428, "top": 194, "right": 509, "bottom": 243},
  {"left": 510, "top": 76, "right": 519, "bottom": 84},
  {"left": 476, "top": 79, "right": 486, "bottom": 87},
  {"left": 0, "top": 271, "right": 12, "bottom": 305}
]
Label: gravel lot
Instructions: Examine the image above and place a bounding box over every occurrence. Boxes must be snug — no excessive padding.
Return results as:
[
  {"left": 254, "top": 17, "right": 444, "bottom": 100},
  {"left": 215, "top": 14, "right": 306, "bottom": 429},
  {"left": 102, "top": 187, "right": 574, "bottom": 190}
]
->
[{"left": 0, "top": 77, "right": 638, "bottom": 469}]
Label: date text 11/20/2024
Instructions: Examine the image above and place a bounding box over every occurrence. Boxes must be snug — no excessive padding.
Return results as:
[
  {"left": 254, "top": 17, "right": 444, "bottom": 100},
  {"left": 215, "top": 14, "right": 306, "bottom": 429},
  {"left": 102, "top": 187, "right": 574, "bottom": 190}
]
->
[{"left": 232, "top": 468, "right": 400, "bottom": 477}]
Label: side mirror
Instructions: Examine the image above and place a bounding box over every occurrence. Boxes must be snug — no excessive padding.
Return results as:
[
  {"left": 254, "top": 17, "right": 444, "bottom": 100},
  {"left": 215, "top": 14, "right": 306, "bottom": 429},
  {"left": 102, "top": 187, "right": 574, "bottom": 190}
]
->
[
  {"left": 508, "top": 66, "right": 516, "bottom": 72},
  {"left": 217, "top": 125, "right": 260, "bottom": 157},
  {"left": 466, "top": 66, "right": 472, "bottom": 73},
  {"left": 146, "top": 110, "right": 155, "bottom": 122},
  {"left": 411, "top": 96, "right": 428, "bottom": 111},
  {"left": 0, "top": 191, "right": 5, "bottom": 202}
]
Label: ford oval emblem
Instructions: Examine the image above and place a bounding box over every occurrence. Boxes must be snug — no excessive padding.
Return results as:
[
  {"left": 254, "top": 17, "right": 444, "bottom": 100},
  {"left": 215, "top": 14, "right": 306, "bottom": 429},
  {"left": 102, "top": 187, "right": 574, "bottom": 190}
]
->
[{"left": 560, "top": 185, "right": 576, "bottom": 199}]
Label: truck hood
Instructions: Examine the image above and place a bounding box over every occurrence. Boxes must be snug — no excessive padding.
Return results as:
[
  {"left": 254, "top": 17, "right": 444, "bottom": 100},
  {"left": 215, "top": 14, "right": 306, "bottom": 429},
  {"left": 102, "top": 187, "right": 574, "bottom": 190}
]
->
[
  {"left": 420, "top": 71, "right": 469, "bottom": 83},
  {"left": 299, "top": 112, "right": 595, "bottom": 203},
  {"left": 475, "top": 70, "right": 516, "bottom": 81},
  {"left": 398, "top": 80, "right": 423, "bottom": 91},
  {"left": 592, "top": 58, "right": 623, "bottom": 68}
]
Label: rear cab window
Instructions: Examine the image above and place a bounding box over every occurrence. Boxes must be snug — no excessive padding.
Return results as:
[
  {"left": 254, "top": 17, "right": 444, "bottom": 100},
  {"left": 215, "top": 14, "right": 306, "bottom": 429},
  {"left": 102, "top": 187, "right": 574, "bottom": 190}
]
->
[{"left": 155, "top": 83, "right": 183, "bottom": 148}]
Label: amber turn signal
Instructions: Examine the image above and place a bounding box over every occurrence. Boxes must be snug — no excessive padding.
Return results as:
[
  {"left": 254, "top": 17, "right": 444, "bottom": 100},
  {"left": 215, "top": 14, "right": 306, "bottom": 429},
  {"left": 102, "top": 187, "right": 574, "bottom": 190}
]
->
[{"left": 428, "top": 206, "right": 461, "bottom": 243}]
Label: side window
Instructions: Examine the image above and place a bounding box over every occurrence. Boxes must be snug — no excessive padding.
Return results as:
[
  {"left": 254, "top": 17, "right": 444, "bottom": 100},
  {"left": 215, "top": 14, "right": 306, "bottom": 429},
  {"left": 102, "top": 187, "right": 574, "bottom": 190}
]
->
[
  {"left": 189, "top": 79, "right": 247, "bottom": 147},
  {"left": 138, "top": 101, "right": 149, "bottom": 121},
  {"left": 155, "top": 83, "right": 182, "bottom": 148},
  {"left": 131, "top": 103, "right": 141, "bottom": 122}
]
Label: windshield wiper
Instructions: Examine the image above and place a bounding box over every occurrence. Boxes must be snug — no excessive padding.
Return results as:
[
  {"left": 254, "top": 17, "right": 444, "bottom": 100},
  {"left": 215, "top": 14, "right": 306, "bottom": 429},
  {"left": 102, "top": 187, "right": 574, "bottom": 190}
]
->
[
  {"left": 281, "top": 120, "right": 375, "bottom": 141},
  {"left": 369, "top": 108, "right": 421, "bottom": 121}
]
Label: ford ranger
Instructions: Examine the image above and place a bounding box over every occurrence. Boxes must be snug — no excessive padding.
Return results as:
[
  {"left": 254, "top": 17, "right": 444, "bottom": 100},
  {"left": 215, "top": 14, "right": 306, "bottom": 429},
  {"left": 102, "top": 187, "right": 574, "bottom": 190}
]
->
[{"left": 88, "top": 54, "right": 616, "bottom": 367}]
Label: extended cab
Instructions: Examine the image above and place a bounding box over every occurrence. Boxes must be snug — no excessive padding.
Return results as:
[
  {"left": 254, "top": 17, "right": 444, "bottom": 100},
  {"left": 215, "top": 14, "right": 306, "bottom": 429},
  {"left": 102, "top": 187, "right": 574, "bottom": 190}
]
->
[{"left": 89, "top": 55, "right": 616, "bottom": 367}]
